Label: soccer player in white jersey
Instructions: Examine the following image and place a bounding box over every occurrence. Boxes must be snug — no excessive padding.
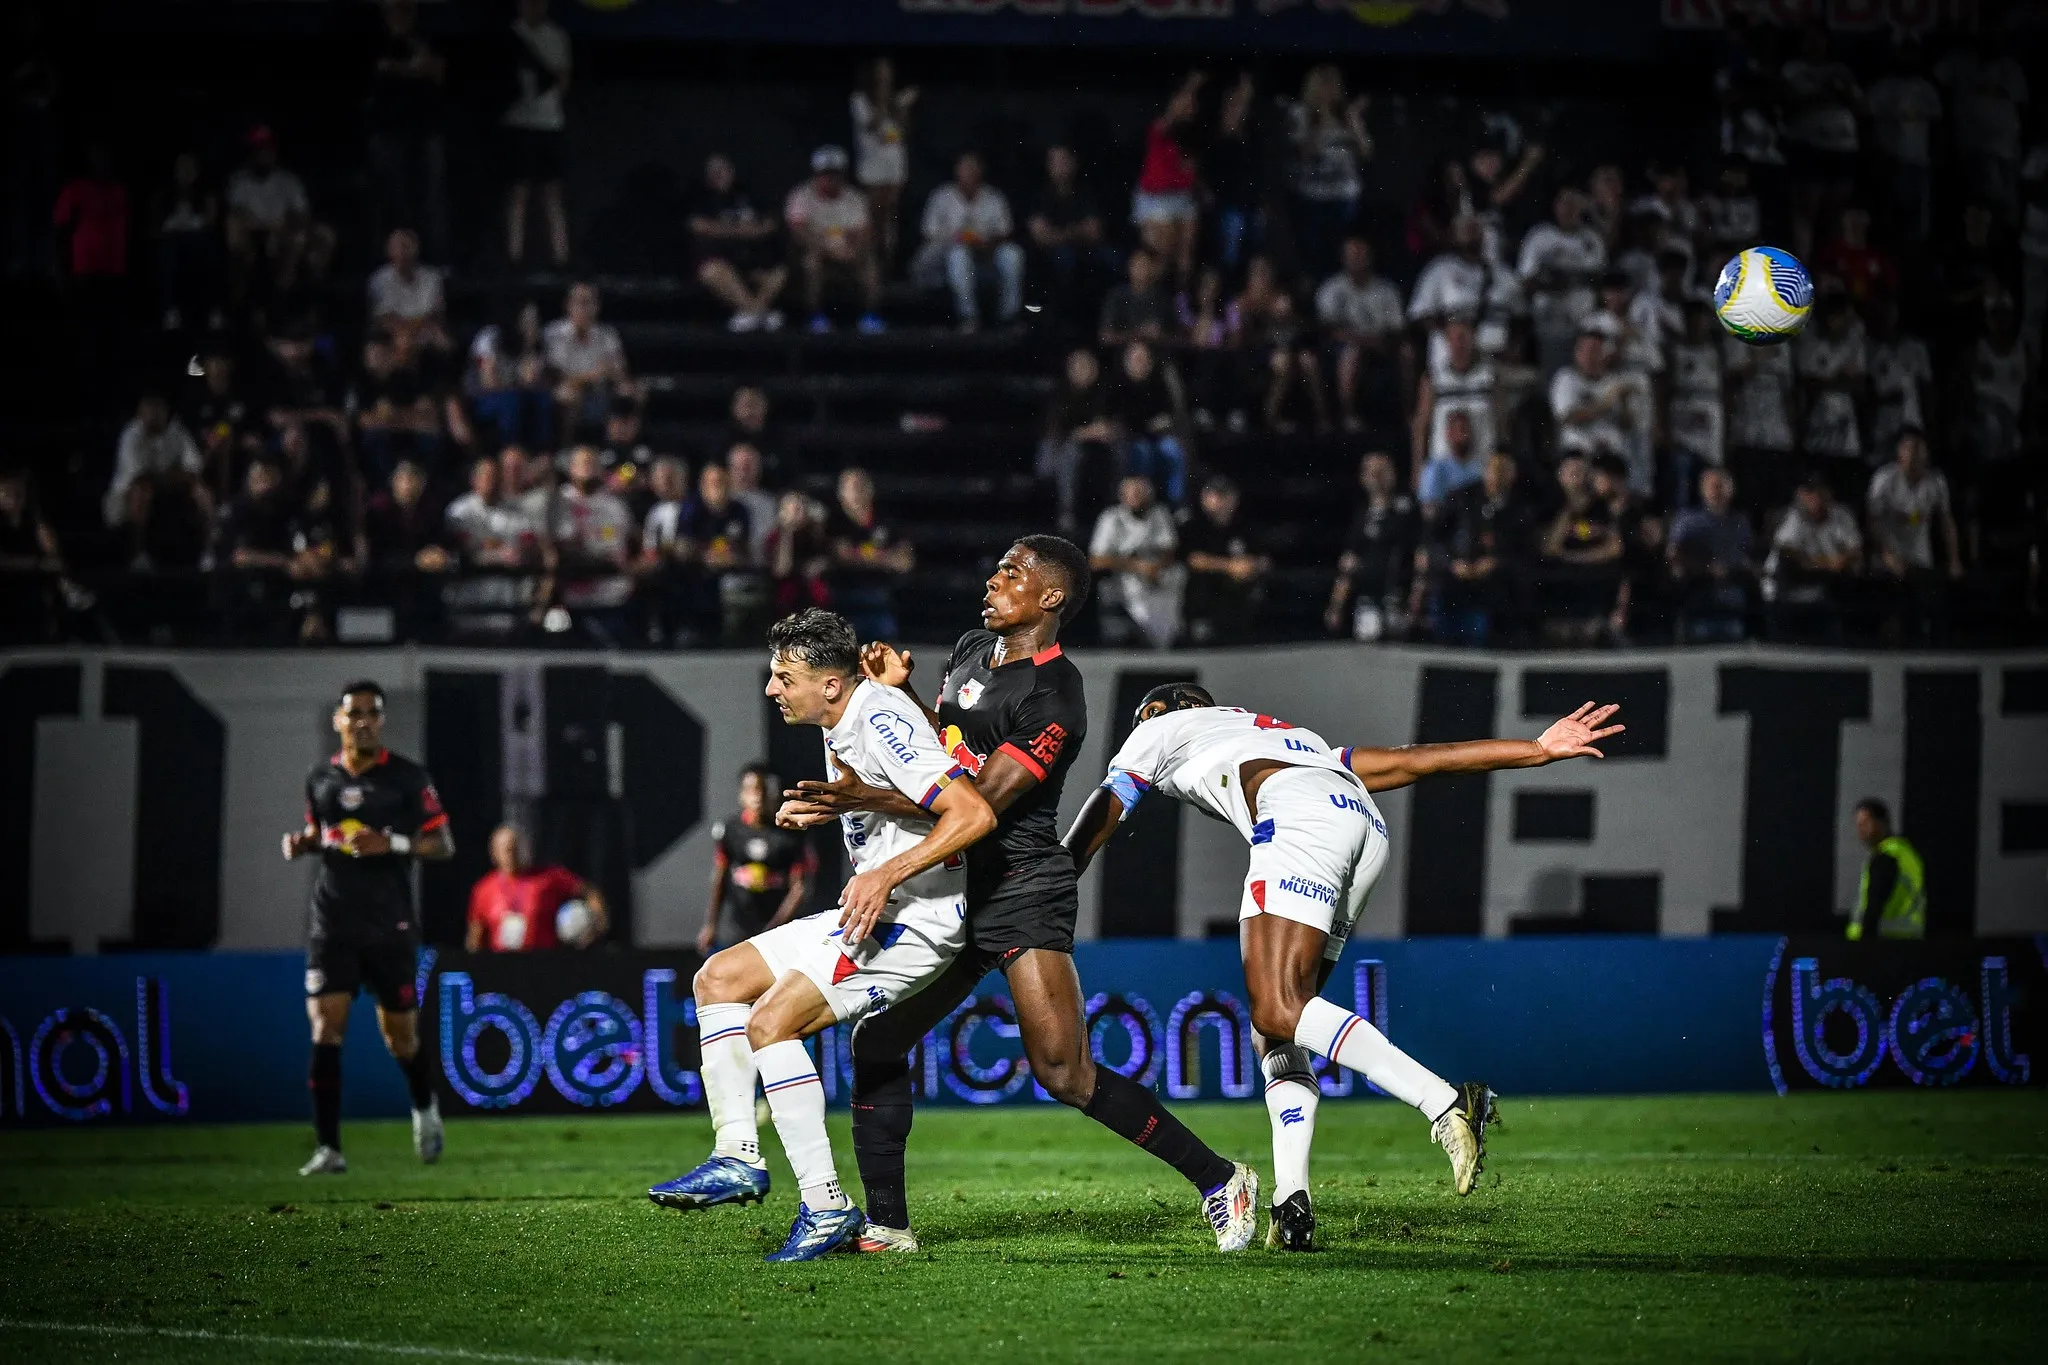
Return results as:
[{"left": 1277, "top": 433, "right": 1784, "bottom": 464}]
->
[
  {"left": 1063, "top": 683, "right": 1622, "bottom": 1252},
  {"left": 647, "top": 609, "right": 996, "bottom": 1261}
]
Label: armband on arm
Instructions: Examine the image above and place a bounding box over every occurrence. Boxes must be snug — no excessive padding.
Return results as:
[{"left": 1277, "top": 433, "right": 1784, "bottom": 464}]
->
[
  {"left": 1102, "top": 769, "right": 1151, "bottom": 816},
  {"left": 387, "top": 832, "right": 413, "bottom": 856}
]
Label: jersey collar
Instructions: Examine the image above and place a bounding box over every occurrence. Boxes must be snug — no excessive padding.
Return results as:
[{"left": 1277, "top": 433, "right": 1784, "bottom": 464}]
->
[{"left": 331, "top": 747, "right": 390, "bottom": 775}]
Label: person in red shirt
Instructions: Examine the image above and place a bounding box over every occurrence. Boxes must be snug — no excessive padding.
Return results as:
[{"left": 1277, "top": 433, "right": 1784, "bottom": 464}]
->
[
  {"left": 1133, "top": 70, "right": 1204, "bottom": 288},
  {"left": 52, "top": 144, "right": 129, "bottom": 280},
  {"left": 1815, "top": 206, "right": 1897, "bottom": 305},
  {"left": 465, "top": 824, "right": 609, "bottom": 951}
]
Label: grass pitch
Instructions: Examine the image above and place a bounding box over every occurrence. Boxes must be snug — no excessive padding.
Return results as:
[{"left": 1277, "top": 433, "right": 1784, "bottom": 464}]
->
[{"left": 2, "top": 1093, "right": 2045, "bottom": 1363}]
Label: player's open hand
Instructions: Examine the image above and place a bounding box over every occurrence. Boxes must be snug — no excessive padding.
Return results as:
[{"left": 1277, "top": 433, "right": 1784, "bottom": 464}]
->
[
  {"left": 860, "top": 641, "right": 913, "bottom": 688},
  {"left": 1536, "top": 702, "right": 1624, "bottom": 761},
  {"left": 837, "top": 869, "right": 896, "bottom": 943},
  {"left": 280, "top": 830, "right": 319, "bottom": 860}
]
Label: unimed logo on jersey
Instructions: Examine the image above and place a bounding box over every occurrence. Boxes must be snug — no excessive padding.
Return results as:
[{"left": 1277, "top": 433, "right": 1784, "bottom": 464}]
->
[{"left": 0, "top": 978, "right": 189, "bottom": 1123}]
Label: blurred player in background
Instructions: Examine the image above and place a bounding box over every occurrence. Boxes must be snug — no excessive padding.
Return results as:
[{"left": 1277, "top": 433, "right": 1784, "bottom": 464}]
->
[
  {"left": 698, "top": 763, "right": 815, "bottom": 954},
  {"left": 780, "top": 536, "right": 1259, "bottom": 1254},
  {"left": 280, "top": 681, "right": 453, "bottom": 1175},
  {"left": 464, "top": 823, "right": 610, "bottom": 951},
  {"left": 647, "top": 609, "right": 996, "bottom": 1262},
  {"left": 1064, "top": 688, "right": 1622, "bottom": 1250}
]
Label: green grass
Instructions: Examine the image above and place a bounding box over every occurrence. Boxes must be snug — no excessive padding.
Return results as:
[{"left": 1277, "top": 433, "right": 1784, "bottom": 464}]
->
[{"left": 2, "top": 1094, "right": 2045, "bottom": 1363}]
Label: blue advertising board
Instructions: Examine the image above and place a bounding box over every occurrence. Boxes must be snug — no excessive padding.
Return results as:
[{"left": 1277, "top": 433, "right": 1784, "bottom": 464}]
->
[{"left": 1, "top": 936, "right": 2039, "bottom": 1125}]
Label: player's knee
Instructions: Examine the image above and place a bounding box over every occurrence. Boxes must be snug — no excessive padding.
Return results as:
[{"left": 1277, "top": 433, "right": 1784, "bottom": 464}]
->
[
  {"left": 1250, "top": 996, "right": 1307, "bottom": 1044},
  {"left": 744, "top": 997, "right": 805, "bottom": 1051},
  {"left": 693, "top": 949, "right": 750, "bottom": 1006},
  {"left": 1031, "top": 1049, "right": 1095, "bottom": 1108}
]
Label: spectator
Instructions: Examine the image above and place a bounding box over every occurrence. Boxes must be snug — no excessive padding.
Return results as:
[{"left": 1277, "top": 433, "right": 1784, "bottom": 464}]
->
[
  {"left": 50, "top": 141, "right": 127, "bottom": 285},
  {"left": 1866, "top": 42, "right": 1942, "bottom": 245},
  {"left": 0, "top": 468, "right": 70, "bottom": 644},
  {"left": 764, "top": 490, "right": 832, "bottom": 618},
  {"left": 1284, "top": 64, "right": 1373, "bottom": 278},
  {"left": 1229, "top": 254, "right": 1327, "bottom": 433},
  {"left": 1425, "top": 451, "right": 1530, "bottom": 646},
  {"left": 153, "top": 151, "right": 221, "bottom": 331},
  {"left": 1592, "top": 452, "right": 1663, "bottom": 639},
  {"left": 1417, "top": 409, "right": 1485, "bottom": 515},
  {"left": 912, "top": 151, "right": 1024, "bottom": 332},
  {"left": 725, "top": 443, "right": 777, "bottom": 562},
  {"left": 1038, "top": 347, "right": 1118, "bottom": 534},
  {"left": 1551, "top": 330, "right": 1652, "bottom": 493},
  {"left": 1179, "top": 476, "right": 1268, "bottom": 645},
  {"left": 224, "top": 126, "right": 333, "bottom": 292},
  {"left": 1779, "top": 24, "right": 1863, "bottom": 258},
  {"left": 1698, "top": 153, "right": 1764, "bottom": 263},
  {"left": 1795, "top": 289, "right": 1869, "bottom": 495},
  {"left": 1865, "top": 427, "right": 1963, "bottom": 642},
  {"left": 217, "top": 454, "right": 328, "bottom": 643},
  {"left": 786, "top": 145, "right": 883, "bottom": 334},
  {"left": 1846, "top": 798, "right": 1925, "bottom": 941},
  {"left": 544, "top": 281, "right": 633, "bottom": 434},
  {"left": 500, "top": 0, "right": 572, "bottom": 269},
  {"left": 1176, "top": 267, "right": 1235, "bottom": 424},
  {"left": 1585, "top": 163, "right": 1627, "bottom": 255},
  {"left": 1408, "top": 214, "right": 1516, "bottom": 351},
  {"left": 1108, "top": 340, "right": 1190, "bottom": 506},
  {"left": 851, "top": 57, "right": 917, "bottom": 267},
  {"left": 1536, "top": 453, "right": 1626, "bottom": 645},
  {"left": 636, "top": 455, "right": 696, "bottom": 645},
  {"left": 366, "top": 0, "right": 450, "bottom": 261},
  {"left": 827, "top": 467, "right": 913, "bottom": 639},
  {"left": 1668, "top": 466, "right": 1755, "bottom": 641},
  {"left": 1815, "top": 207, "right": 1896, "bottom": 306},
  {"left": 1668, "top": 303, "right": 1727, "bottom": 496},
  {"left": 1412, "top": 316, "right": 1495, "bottom": 497},
  {"left": 354, "top": 337, "right": 444, "bottom": 484},
  {"left": 1089, "top": 474, "right": 1182, "bottom": 650},
  {"left": 1325, "top": 451, "right": 1420, "bottom": 641},
  {"left": 723, "top": 385, "right": 789, "bottom": 480},
  {"left": 1317, "top": 236, "right": 1407, "bottom": 432},
  {"left": 1464, "top": 126, "right": 1548, "bottom": 271},
  {"left": 467, "top": 298, "right": 556, "bottom": 450},
  {"left": 1764, "top": 474, "right": 1863, "bottom": 642},
  {"left": 550, "top": 445, "right": 636, "bottom": 638},
  {"left": 106, "top": 393, "right": 209, "bottom": 567},
  {"left": 1132, "top": 71, "right": 1204, "bottom": 286},
  {"left": 1027, "top": 145, "right": 1115, "bottom": 327},
  {"left": 1961, "top": 295, "right": 2028, "bottom": 477},
  {"left": 504, "top": 443, "right": 554, "bottom": 526},
  {"left": 1099, "top": 248, "right": 1175, "bottom": 348},
  {"left": 1933, "top": 32, "right": 2030, "bottom": 226},
  {"left": 1206, "top": 71, "right": 1261, "bottom": 272},
  {"left": 466, "top": 824, "right": 609, "bottom": 952},
  {"left": 367, "top": 227, "right": 450, "bottom": 359},
  {"left": 445, "top": 452, "right": 542, "bottom": 572},
  {"left": 1865, "top": 296, "right": 1933, "bottom": 464},
  {"left": 680, "top": 459, "right": 760, "bottom": 644},
  {"left": 690, "top": 153, "right": 786, "bottom": 332},
  {"left": 1723, "top": 309, "right": 1799, "bottom": 512},
  {"left": 1519, "top": 187, "right": 1607, "bottom": 373},
  {"left": 361, "top": 458, "right": 451, "bottom": 640}
]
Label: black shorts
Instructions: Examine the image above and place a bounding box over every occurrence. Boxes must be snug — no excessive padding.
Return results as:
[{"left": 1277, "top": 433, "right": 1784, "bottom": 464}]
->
[
  {"left": 306, "top": 936, "right": 420, "bottom": 1012},
  {"left": 505, "top": 128, "right": 564, "bottom": 184},
  {"left": 966, "top": 849, "right": 1080, "bottom": 956}
]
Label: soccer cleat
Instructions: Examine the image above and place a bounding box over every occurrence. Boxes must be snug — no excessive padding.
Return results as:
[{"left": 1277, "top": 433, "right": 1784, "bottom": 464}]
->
[
  {"left": 1202, "top": 1160, "right": 1260, "bottom": 1252},
  {"left": 1265, "top": 1191, "right": 1316, "bottom": 1252},
  {"left": 853, "top": 1222, "right": 920, "bottom": 1254},
  {"left": 648, "top": 1156, "right": 771, "bottom": 1211},
  {"left": 412, "top": 1097, "right": 444, "bottom": 1165},
  {"left": 299, "top": 1145, "right": 347, "bottom": 1176},
  {"left": 765, "top": 1201, "right": 866, "bottom": 1262},
  {"left": 1430, "top": 1081, "right": 1499, "bottom": 1196}
]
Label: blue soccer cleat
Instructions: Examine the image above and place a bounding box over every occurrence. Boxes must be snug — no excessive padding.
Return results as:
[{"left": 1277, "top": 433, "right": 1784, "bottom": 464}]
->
[
  {"left": 764, "top": 1202, "right": 866, "bottom": 1262},
  {"left": 647, "top": 1156, "right": 771, "bottom": 1211}
]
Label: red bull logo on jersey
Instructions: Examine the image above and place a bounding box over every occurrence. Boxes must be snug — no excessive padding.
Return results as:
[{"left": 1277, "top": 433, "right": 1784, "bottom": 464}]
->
[{"left": 941, "top": 724, "right": 985, "bottom": 776}]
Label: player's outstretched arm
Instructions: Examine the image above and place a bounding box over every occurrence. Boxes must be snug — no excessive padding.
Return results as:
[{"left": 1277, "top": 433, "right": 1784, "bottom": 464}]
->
[
  {"left": 785, "top": 747, "right": 1041, "bottom": 826},
  {"left": 1061, "top": 786, "right": 1127, "bottom": 874},
  {"left": 1344, "top": 702, "right": 1624, "bottom": 793},
  {"left": 838, "top": 780, "right": 996, "bottom": 943}
]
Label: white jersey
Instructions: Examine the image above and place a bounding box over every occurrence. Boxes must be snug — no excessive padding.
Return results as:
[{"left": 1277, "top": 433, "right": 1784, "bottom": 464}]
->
[
  {"left": 821, "top": 679, "right": 969, "bottom": 907},
  {"left": 1104, "top": 706, "right": 1363, "bottom": 844}
]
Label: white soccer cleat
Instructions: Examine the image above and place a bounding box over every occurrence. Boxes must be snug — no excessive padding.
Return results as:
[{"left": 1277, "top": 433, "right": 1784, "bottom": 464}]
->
[
  {"left": 299, "top": 1144, "right": 348, "bottom": 1176},
  {"left": 413, "top": 1096, "right": 444, "bottom": 1165},
  {"left": 1203, "top": 1160, "right": 1260, "bottom": 1252},
  {"left": 1430, "top": 1082, "right": 1497, "bottom": 1196},
  {"left": 853, "top": 1222, "right": 921, "bottom": 1254}
]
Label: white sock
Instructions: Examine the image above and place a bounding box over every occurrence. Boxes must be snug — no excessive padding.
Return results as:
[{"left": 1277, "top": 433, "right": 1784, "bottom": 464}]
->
[
  {"left": 696, "top": 1001, "right": 761, "bottom": 1164},
  {"left": 754, "top": 1038, "right": 848, "bottom": 1210},
  {"left": 1261, "top": 1044, "right": 1320, "bottom": 1206},
  {"left": 1294, "top": 997, "right": 1458, "bottom": 1121}
]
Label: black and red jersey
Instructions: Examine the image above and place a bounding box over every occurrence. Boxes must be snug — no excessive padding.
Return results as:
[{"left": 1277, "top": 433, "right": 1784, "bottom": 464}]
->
[
  {"left": 711, "top": 811, "right": 816, "bottom": 938},
  {"left": 936, "top": 629, "right": 1087, "bottom": 882},
  {"left": 303, "top": 748, "right": 445, "bottom": 942}
]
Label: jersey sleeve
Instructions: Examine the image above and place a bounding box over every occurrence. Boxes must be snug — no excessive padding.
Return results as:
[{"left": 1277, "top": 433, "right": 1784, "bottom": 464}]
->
[
  {"left": 992, "top": 677, "right": 1085, "bottom": 784},
  {"left": 1101, "top": 721, "right": 1167, "bottom": 814},
  {"left": 409, "top": 766, "right": 450, "bottom": 836},
  {"left": 860, "top": 692, "right": 968, "bottom": 811}
]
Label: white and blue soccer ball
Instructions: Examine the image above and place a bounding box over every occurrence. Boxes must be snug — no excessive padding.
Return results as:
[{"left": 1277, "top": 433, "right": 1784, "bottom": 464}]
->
[{"left": 1713, "top": 246, "right": 1813, "bottom": 344}]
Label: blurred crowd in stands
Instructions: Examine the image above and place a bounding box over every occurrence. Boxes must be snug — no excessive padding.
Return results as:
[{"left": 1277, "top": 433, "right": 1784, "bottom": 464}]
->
[{"left": 2, "top": 2, "right": 2042, "bottom": 650}]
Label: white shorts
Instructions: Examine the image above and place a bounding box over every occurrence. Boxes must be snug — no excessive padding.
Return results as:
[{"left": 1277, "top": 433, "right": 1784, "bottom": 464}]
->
[
  {"left": 749, "top": 897, "right": 965, "bottom": 1024},
  {"left": 1238, "top": 766, "right": 1390, "bottom": 962}
]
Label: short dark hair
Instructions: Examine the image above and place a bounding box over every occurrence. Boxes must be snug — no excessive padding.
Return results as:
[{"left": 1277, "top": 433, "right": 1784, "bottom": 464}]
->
[
  {"left": 1855, "top": 797, "right": 1891, "bottom": 826},
  {"left": 1013, "top": 534, "right": 1092, "bottom": 623},
  {"left": 766, "top": 608, "right": 860, "bottom": 675},
  {"left": 1134, "top": 681, "right": 1213, "bottom": 727},
  {"left": 338, "top": 680, "right": 385, "bottom": 710},
  {"left": 739, "top": 761, "right": 777, "bottom": 790}
]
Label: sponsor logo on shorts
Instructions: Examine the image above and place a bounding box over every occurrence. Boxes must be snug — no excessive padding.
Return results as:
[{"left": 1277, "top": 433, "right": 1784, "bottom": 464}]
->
[{"left": 1276, "top": 875, "right": 1338, "bottom": 907}]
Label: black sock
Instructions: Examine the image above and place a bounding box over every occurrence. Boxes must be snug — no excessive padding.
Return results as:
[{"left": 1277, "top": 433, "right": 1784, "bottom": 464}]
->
[
  {"left": 850, "top": 1053, "right": 914, "bottom": 1230},
  {"left": 1082, "top": 1070, "right": 1235, "bottom": 1194},
  {"left": 310, "top": 1043, "right": 342, "bottom": 1150},
  {"left": 399, "top": 1045, "right": 435, "bottom": 1111}
]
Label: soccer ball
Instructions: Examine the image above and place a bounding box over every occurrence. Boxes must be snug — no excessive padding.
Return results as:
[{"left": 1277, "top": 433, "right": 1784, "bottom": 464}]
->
[
  {"left": 1713, "top": 246, "right": 1813, "bottom": 344},
  {"left": 555, "top": 898, "right": 597, "bottom": 947}
]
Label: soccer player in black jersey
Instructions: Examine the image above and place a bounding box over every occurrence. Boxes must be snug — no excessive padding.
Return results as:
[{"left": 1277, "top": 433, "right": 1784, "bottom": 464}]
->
[
  {"left": 779, "top": 535, "right": 1258, "bottom": 1251},
  {"left": 280, "top": 681, "right": 454, "bottom": 1175},
  {"left": 697, "top": 764, "right": 816, "bottom": 954}
]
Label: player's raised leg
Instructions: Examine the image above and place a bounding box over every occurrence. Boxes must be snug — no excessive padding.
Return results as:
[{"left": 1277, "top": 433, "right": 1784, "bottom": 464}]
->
[
  {"left": 303, "top": 990, "right": 351, "bottom": 1175},
  {"left": 648, "top": 942, "right": 776, "bottom": 1210},
  {"left": 748, "top": 971, "right": 865, "bottom": 1261}
]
